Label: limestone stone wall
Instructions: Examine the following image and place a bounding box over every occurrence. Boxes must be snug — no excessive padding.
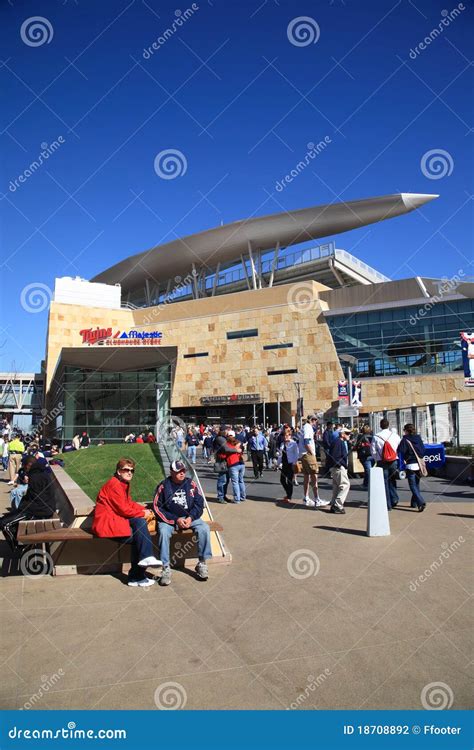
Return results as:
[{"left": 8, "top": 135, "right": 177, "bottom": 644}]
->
[{"left": 45, "top": 281, "right": 472, "bottom": 415}]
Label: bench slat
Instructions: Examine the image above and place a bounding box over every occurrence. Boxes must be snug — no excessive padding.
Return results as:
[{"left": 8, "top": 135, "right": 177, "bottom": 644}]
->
[{"left": 17, "top": 520, "right": 224, "bottom": 545}]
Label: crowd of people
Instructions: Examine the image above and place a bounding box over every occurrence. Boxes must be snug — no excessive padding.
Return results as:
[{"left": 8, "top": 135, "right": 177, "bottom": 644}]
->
[
  {"left": 0, "top": 412, "right": 428, "bottom": 588},
  {"left": 172, "top": 416, "right": 428, "bottom": 514}
]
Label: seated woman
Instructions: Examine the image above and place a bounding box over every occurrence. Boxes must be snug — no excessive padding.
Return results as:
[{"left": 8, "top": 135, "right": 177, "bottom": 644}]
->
[
  {"left": 0, "top": 457, "right": 55, "bottom": 549},
  {"left": 92, "top": 457, "right": 162, "bottom": 587}
]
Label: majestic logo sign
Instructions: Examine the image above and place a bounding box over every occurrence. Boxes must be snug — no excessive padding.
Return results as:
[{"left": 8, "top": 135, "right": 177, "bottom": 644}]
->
[{"left": 79, "top": 327, "right": 163, "bottom": 346}]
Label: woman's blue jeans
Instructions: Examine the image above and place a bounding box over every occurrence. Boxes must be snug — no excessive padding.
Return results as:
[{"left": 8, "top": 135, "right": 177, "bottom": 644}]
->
[
  {"left": 362, "top": 457, "right": 374, "bottom": 488},
  {"left": 407, "top": 470, "right": 424, "bottom": 508},
  {"left": 116, "top": 517, "right": 154, "bottom": 582},
  {"left": 217, "top": 470, "right": 229, "bottom": 501},
  {"left": 229, "top": 463, "right": 246, "bottom": 502}
]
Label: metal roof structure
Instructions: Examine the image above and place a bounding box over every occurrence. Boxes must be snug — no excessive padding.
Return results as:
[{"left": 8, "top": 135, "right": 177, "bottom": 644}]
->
[{"left": 92, "top": 193, "right": 438, "bottom": 305}]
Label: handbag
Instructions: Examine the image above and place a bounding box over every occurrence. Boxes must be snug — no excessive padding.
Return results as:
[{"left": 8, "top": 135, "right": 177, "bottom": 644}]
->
[
  {"left": 146, "top": 515, "right": 156, "bottom": 533},
  {"left": 293, "top": 460, "right": 303, "bottom": 474},
  {"left": 406, "top": 440, "right": 428, "bottom": 477},
  {"left": 213, "top": 459, "right": 228, "bottom": 474}
]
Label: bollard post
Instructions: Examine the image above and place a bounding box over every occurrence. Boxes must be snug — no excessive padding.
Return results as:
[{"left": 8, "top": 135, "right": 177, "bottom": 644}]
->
[{"left": 367, "top": 466, "right": 390, "bottom": 537}]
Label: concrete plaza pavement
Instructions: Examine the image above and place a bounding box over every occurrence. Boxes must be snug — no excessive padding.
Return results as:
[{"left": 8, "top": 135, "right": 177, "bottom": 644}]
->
[{"left": 0, "top": 458, "right": 472, "bottom": 711}]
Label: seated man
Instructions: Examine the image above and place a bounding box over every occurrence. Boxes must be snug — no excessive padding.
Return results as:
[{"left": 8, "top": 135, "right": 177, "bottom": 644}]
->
[
  {"left": 153, "top": 460, "right": 211, "bottom": 586},
  {"left": 0, "top": 458, "right": 55, "bottom": 549}
]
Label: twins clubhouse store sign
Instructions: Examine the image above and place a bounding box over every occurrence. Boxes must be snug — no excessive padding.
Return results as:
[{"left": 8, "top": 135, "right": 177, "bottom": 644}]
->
[{"left": 79, "top": 327, "right": 163, "bottom": 346}]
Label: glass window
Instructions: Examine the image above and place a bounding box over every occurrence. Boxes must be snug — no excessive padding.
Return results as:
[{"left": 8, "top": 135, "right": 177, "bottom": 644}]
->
[{"left": 227, "top": 328, "right": 258, "bottom": 340}]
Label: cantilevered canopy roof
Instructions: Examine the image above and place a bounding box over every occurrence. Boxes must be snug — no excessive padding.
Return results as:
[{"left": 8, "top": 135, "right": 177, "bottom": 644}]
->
[{"left": 92, "top": 193, "right": 438, "bottom": 293}]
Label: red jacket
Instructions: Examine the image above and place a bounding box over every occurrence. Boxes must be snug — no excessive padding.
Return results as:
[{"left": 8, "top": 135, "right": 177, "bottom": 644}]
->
[{"left": 92, "top": 475, "right": 145, "bottom": 538}]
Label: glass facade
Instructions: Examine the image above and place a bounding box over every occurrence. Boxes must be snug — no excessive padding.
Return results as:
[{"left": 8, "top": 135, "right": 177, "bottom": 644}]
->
[
  {"left": 61, "top": 365, "right": 171, "bottom": 442},
  {"left": 326, "top": 299, "right": 474, "bottom": 378}
]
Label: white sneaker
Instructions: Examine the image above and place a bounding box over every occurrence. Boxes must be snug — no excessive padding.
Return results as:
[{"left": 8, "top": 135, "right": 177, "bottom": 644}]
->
[
  {"left": 128, "top": 578, "right": 155, "bottom": 587},
  {"left": 7, "top": 481, "right": 14, "bottom": 485},
  {"left": 315, "top": 498, "right": 330, "bottom": 507},
  {"left": 138, "top": 556, "right": 162, "bottom": 568},
  {"left": 304, "top": 497, "right": 316, "bottom": 507}
]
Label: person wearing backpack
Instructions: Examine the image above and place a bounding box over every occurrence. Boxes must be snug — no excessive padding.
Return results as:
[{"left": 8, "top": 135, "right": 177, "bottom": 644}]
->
[
  {"left": 399, "top": 424, "right": 426, "bottom": 512},
  {"left": 355, "top": 424, "right": 374, "bottom": 489},
  {"left": 371, "top": 419, "right": 401, "bottom": 510}
]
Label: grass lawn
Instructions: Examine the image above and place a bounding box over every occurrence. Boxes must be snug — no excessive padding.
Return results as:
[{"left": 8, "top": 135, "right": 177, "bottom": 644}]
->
[{"left": 59, "top": 444, "right": 165, "bottom": 503}]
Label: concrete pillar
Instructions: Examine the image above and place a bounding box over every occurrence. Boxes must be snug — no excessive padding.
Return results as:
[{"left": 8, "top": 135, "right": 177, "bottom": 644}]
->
[{"left": 367, "top": 466, "right": 390, "bottom": 537}]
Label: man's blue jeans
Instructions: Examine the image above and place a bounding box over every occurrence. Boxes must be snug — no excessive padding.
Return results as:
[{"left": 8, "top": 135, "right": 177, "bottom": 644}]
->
[
  {"left": 187, "top": 445, "right": 197, "bottom": 463},
  {"left": 11, "top": 484, "right": 28, "bottom": 509},
  {"left": 216, "top": 470, "right": 229, "bottom": 501},
  {"left": 158, "top": 518, "right": 211, "bottom": 567},
  {"left": 407, "top": 469, "right": 425, "bottom": 508},
  {"left": 378, "top": 461, "right": 399, "bottom": 509},
  {"left": 229, "top": 463, "right": 246, "bottom": 502}
]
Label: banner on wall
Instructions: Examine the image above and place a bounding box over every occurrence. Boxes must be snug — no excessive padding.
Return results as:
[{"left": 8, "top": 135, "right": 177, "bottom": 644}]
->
[
  {"left": 337, "top": 380, "right": 349, "bottom": 404},
  {"left": 461, "top": 332, "right": 474, "bottom": 387},
  {"left": 351, "top": 380, "right": 363, "bottom": 407}
]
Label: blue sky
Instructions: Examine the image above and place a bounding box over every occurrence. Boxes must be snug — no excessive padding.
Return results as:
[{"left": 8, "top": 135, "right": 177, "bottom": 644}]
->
[{"left": 1, "top": 0, "right": 472, "bottom": 372}]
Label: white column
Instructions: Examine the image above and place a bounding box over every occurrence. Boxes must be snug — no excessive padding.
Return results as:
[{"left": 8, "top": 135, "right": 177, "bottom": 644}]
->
[{"left": 367, "top": 467, "right": 391, "bottom": 537}]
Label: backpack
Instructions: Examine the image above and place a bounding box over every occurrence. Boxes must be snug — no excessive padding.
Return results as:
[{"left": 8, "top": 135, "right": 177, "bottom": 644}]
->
[{"left": 381, "top": 437, "right": 397, "bottom": 462}]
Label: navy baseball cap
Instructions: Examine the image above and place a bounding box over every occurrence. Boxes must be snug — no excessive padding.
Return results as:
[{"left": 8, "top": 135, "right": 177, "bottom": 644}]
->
[{"left": 171, "top": 460, "right": 186, "bottom": 473}]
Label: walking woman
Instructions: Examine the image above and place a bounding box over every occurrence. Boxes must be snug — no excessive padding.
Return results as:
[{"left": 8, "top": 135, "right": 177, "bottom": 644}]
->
[
  {"left": 277, "top": 426, "right": 299, "bottom": 503},
  {"left": 398, "top": 424, "right": 426, "bottom": 512},
  {"left": 225, "top": 432, "right": 246, "bottom": 503},
  {"left": 92, "top": 457, "right": 162, "bottom": 586}
]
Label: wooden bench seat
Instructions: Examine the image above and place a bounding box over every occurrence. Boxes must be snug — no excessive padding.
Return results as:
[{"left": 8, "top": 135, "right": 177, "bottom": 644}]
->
[{"left": 17, "top": 520, "right": 224, "bottom": 546}]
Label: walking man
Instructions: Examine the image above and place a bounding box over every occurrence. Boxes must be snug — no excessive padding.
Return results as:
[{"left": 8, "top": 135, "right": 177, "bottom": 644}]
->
[
  {"left": 371, "top": 418, "right": 401, "bottom": 510},
  {"left": 298, "top": 416, "right": 328, "bottom": 507},
  {"left": 328, "top": 427, "right": 351, "bottom": 514},
  {"left": 248, "top": 427, "right": 267, "bottom": 479}
]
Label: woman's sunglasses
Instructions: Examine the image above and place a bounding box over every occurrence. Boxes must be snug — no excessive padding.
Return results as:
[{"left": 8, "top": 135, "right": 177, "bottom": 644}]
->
[{"left": 120, "top": 467, "right": 135, "bottom": 473}]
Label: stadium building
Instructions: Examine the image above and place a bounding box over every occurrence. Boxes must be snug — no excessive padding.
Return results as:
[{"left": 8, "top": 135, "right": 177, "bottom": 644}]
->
[{"left": 43, "top": 193, "right": 474, "bottom": 443}]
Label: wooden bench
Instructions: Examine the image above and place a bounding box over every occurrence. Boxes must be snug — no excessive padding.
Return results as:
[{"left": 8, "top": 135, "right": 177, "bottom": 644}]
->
[
  {"left": 16, "top": 519, "right": 224, "bottom": 577},
  {"left": 17, "top": 520, "right": 224, "bottom": 545}
]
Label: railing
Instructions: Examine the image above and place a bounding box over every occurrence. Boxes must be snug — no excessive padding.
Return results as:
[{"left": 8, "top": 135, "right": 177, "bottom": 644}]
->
[{"left": 158, "top": 437, "right": 228, "bottom": 560}]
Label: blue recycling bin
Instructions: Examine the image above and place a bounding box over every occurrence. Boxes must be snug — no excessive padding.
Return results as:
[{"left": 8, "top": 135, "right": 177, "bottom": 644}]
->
[{"left": 398, "top": 442, "right": 446, "bottom": 473}]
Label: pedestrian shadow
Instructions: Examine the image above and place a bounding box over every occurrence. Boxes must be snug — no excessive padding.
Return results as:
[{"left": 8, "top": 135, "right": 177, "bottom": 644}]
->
[
  {"left": 314, "top": 525, "right": 367, "bottom": 536},
  {"left": 437, "top": 512, "right": 474, "bottom": 519}
]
